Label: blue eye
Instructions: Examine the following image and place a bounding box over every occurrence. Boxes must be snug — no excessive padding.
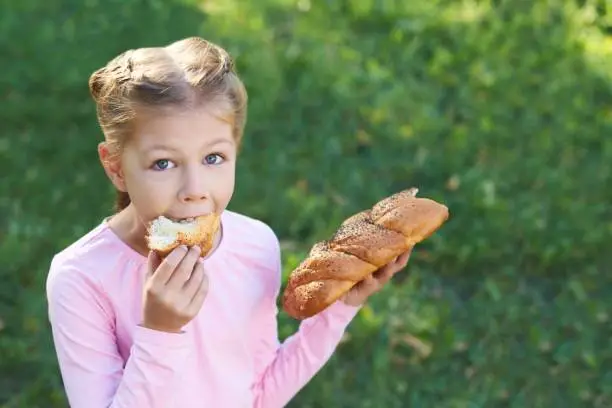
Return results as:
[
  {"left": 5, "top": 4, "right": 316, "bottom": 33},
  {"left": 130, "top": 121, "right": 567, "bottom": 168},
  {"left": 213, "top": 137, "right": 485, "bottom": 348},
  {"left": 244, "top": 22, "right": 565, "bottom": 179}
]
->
[
  {"left": 152, "top": 159, "right": 175, "bottom": 171},
  {"left": 204, "top": 154, "right": 224, "bottom": 165}
]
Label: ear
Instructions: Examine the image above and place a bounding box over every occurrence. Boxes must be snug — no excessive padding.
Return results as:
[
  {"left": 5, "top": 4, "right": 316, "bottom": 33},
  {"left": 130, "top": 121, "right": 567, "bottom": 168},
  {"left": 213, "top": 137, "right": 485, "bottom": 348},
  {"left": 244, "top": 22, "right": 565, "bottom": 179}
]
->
[{"left": 98, "top": 142, "right": 128, "bottom": 192}]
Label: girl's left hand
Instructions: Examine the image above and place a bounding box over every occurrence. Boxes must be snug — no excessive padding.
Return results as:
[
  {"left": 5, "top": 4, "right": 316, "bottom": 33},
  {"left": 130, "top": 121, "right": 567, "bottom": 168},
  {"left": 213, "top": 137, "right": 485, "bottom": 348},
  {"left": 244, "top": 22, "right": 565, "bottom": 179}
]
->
[{"left": 340, "top": 248, "right": 413, "bottom": 307}]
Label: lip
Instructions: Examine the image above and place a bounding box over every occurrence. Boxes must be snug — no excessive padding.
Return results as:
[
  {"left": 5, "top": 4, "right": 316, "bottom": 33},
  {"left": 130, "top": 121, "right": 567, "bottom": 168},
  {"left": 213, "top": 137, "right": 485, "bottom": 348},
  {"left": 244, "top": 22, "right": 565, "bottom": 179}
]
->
[{"left": 165, "top": 213, "right": 216, "bottom": 223}]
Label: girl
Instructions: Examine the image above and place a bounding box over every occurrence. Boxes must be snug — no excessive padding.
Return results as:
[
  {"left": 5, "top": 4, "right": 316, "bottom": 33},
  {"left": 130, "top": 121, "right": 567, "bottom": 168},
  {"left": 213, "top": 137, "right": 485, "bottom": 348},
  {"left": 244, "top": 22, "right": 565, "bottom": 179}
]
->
[{"left": 46, "top": 37, "right": 411, "bottom": 408}]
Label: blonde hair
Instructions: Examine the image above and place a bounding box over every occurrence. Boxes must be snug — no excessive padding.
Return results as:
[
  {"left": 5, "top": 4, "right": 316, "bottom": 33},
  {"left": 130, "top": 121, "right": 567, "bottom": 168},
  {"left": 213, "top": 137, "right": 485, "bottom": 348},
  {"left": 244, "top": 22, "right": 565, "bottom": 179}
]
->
[{"left": 88, "top": 37, "right": 248, "bottom": 212}]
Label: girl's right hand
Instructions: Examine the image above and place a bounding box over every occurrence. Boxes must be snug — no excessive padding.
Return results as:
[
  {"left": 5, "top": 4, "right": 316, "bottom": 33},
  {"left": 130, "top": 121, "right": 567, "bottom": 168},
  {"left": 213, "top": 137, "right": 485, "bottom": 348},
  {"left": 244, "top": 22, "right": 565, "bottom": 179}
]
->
[{"left": 141, "top": 246, "right": 209, "bottom": 333}]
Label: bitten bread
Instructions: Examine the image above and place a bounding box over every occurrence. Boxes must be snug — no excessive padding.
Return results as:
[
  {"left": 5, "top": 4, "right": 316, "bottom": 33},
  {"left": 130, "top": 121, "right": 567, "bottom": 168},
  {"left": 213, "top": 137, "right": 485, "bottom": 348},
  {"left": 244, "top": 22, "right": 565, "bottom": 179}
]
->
[
  {"left": 282, "top": 188, "right": 449, "bottom": 320},
  {"left": 145, "top": 213, "right": 221, "bottom": 258}
]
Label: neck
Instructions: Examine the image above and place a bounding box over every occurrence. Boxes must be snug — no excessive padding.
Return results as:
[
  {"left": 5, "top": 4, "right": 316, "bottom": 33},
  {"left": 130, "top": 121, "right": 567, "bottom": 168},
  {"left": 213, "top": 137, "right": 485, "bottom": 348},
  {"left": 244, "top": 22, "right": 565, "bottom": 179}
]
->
[{"left": 107, "top": 205, "right": 150, "bottom": 257}]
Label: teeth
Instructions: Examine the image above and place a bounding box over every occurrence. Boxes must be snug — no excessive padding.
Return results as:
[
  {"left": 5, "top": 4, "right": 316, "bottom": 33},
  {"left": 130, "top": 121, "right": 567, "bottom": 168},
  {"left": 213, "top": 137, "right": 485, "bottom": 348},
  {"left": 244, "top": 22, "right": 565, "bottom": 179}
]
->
[{"left": 162, "top": 216, "right": 197, "bottom": 223}]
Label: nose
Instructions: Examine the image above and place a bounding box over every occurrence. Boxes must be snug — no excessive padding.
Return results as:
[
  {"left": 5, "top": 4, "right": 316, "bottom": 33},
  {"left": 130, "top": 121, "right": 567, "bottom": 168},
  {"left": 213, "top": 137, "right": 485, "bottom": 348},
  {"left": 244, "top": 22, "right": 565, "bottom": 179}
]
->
[{"left": 178, "top": 164, "right": 210, "bottom": 203}]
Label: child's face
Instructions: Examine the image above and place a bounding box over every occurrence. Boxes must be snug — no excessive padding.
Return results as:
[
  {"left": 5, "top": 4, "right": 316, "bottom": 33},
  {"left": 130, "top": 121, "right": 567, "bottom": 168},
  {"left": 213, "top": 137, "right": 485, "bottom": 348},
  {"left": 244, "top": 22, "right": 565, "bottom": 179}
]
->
[{"left": 108, "top": 106, "right": 237, "bottom": 224}]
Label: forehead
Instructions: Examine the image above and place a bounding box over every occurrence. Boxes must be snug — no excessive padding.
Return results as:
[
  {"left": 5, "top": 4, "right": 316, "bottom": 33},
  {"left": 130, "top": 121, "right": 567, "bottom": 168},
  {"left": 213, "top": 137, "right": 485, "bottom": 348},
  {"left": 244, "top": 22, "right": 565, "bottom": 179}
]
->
[{"left": 129, "top": 105, "right": 235, "bottom": 149}]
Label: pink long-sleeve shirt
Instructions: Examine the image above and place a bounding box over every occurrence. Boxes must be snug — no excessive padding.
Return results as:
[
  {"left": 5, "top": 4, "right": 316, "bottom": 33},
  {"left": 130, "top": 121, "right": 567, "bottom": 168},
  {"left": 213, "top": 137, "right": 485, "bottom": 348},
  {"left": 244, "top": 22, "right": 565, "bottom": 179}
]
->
[{"left": 46, "top": 210, "right": 360, "bottom": 408}]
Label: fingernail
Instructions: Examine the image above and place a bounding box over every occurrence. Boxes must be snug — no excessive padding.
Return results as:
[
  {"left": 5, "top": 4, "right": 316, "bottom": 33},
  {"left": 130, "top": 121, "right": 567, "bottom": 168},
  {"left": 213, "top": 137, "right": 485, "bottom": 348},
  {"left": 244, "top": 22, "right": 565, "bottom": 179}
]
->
[{"left": 192, "top": 245, "right": 201, "bottom": 253}]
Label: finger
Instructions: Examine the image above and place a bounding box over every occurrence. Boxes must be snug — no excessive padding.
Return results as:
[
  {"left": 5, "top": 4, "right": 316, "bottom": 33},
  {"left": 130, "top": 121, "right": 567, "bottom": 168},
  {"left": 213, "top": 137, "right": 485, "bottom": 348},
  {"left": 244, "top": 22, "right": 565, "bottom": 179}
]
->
[
  {"left": 374, "top": 255, "right": 398, "bottom": 276},
  {"left": 374, "top": 264, "right": 396, "bottom": 285},
  {"left": 194, "top": 272, "right": 209, "bottom": 304},
  {"left": 397, "top": 249, "right": 412, "bottom": 268},
  {"left": 359, "top": 273, "right": 380, "bottom": 293},
  {"left": 186, "top": 279, "right": 209, "bottom": 313},
  {"left": 146, "top": 250, "right": 161, "bottom": 279},
  {"left": 151, "top": 246, "right": 189, "bottom": 285},
  {"left": 183, "top": 260, "right": 206, "bottom": 299},
  {"left": 167, "top": 246, "right": 201, "bottom": 290}
]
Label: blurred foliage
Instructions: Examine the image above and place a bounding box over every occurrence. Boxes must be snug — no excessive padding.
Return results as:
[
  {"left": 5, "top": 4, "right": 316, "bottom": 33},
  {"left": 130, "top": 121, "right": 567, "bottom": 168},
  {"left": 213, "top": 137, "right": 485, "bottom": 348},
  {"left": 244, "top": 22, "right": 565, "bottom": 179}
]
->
[{"left": 1, "top": 0, "right": 612, "bottom": 407}]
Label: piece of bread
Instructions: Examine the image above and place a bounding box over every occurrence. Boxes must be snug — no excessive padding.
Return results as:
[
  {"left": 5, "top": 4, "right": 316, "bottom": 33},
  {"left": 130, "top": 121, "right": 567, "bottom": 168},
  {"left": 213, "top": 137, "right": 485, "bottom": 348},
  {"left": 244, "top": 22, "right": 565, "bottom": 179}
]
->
[
  {"left": 145, "top": 213, "right": 221, "bottom": 259},
  {"left": 282, "top": 188, "right": 449, "bottom": 320}
]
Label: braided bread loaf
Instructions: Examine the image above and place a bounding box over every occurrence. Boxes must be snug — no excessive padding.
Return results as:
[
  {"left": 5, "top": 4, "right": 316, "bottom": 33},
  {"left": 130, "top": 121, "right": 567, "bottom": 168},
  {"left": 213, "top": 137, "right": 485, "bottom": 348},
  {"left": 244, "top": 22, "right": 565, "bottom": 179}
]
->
[{"left": 281, "top": 188, "right": 449, "bottom": 320}]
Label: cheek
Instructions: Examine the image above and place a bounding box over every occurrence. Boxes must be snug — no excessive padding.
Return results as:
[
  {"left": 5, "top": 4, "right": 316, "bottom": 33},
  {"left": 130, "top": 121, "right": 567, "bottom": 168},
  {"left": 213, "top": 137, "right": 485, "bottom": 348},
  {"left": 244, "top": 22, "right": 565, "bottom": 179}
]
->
[
  {"left": 221, "top": 164, "right": 235, "bottom": 187},
  {"left": 190, "top": 164, "right": 228, "bottom": 209},
  {"left": 212, "top": 166, "right": 235, "bottom": 202},
  {"left": 124, "top": 169, "right": 177, "bottom": 212}
]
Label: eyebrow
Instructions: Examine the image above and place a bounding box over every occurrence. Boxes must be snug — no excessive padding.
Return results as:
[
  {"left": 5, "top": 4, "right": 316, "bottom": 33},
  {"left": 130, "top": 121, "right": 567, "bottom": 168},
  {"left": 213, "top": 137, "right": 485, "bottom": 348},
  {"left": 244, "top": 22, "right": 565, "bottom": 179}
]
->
[{"left": 145, "top": 138, "right": 234, "bottom": 153}]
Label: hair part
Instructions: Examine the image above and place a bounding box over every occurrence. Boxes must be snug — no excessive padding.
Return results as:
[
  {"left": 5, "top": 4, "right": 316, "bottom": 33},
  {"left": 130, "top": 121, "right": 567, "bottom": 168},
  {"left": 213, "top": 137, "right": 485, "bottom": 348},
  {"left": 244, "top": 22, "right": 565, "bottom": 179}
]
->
[{"left": 89, "top": 37, "right": 248, "bottom": 212}]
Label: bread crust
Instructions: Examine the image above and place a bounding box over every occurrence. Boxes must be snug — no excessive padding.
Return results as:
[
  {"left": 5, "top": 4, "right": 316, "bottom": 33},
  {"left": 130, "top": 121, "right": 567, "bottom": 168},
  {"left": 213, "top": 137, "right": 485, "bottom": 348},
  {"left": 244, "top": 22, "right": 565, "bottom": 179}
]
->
[
  {"left": 145, "top": 213, "right": 221, "bottom": 259},
  {"left": 282, "top": 188, "right": 449, "bottom": 319}
]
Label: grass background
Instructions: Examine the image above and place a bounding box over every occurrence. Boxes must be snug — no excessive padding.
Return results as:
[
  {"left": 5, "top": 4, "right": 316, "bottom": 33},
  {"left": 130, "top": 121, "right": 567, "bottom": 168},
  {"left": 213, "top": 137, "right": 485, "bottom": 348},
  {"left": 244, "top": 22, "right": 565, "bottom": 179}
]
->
[{"left": 1, "top": 0, "right": 611, "bottom": 406}]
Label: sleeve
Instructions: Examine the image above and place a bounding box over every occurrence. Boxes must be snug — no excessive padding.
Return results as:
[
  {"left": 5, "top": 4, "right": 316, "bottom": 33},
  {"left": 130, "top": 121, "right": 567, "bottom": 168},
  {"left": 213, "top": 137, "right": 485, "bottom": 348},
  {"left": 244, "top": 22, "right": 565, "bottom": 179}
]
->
[
  {"left": 46, "top": 261, "right": 194, "bottom": 408},
  {"left": 250, "top": 231, "right": 361, "bottom": 408}
]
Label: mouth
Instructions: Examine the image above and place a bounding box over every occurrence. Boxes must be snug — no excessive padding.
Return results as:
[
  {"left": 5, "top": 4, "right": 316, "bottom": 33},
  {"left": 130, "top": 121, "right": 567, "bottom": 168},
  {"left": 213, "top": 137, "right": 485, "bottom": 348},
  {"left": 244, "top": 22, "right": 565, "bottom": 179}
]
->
[
  {"left": 170, "top": 217, "right": 197, "bottom": 223},
  {"left": 163, "top": 214, "right": 216, "bottom": 224}
]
